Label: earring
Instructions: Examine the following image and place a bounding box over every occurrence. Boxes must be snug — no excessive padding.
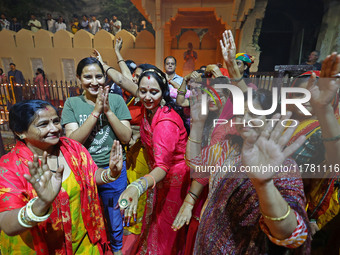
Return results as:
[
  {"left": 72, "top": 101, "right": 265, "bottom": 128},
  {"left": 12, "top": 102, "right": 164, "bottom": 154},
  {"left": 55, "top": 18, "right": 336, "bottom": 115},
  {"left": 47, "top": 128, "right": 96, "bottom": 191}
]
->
[
  {"left": 160, "top": 99, "right": 166, "bottom": 108},
  {"left": 134, "top": 97, "right": 140, "bottom": 104},
  {"left": 19, "top": 135, "right": 24, "bottom": 139}
]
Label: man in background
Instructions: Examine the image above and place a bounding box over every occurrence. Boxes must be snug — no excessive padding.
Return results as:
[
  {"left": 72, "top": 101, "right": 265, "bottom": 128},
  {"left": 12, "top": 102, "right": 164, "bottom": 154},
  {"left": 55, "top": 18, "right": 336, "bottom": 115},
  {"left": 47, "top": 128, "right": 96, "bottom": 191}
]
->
[
  {"left": 55, "top": 16, "right": 67, "bottom": 32},
  {"left": 28, "top": 14, "right": 41, "bottom": 32},
  {"left": 0, "top": 14, "right": 10, "bottom": 30},
  {"left": 110, "top": 15, "right": 121, "bottom": 35},
  {"left": 10, "top": 17, "right": 22, "bottom": 32},
  {"left": 46, "top": 13, "right": 56, "bottom": 33},
  {"left": 89, "top": 15, "right": 101, "bottom": 35},
  {"left": 7, "top": 63, "right": 25, "bottom": 102},
  {"left": 302, "top": 50, "right": 322, "bottom": 70}
]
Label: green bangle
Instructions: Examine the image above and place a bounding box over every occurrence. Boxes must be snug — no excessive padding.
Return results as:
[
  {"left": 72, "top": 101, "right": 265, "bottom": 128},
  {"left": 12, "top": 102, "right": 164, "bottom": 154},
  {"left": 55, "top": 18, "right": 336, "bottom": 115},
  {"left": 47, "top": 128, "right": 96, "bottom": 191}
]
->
[{"left": 322, "top": 133, "right": 340, "bottom": 142}]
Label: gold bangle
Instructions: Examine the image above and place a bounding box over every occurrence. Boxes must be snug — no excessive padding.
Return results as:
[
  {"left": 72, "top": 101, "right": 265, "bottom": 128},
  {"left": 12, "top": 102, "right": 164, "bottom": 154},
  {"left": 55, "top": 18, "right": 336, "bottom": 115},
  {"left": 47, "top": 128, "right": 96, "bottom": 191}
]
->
[
  {"left": 261, "top": 204, "right": 291, "bottom": 221},
  {"left": 188, "top": 136, "right": 202, "bottom": 144}
]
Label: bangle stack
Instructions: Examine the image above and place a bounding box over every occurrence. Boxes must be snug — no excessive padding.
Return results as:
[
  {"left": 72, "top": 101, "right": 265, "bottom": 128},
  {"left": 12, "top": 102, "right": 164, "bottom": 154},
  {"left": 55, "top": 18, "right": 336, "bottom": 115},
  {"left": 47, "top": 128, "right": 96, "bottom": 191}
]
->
[
  {"left": 127, "top": 177, "right": 148, "bottom": 197},
  {"left": 101, "top": 168, "right": 118, "bottom": 183},
  {"left": 261, "top": 204, "right": 291, "bottom": 221},
  {"left": 188, "top": 191, "right": 199, "bottom": 201},
  {"left": 18, "top": 197, "right": 53, "bottom": 228}
]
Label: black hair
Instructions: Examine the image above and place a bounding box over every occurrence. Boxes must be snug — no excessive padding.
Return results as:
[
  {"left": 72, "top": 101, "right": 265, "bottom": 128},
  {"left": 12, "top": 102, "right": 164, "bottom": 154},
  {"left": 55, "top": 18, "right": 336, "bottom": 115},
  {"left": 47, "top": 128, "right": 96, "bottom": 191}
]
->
[
  {"left": 137, "top": 64, "right": 156, "bottom": 72},
  {"left": 0, "top": 68, "right": 3, "bottom": 75},
  {"left": 9, "top": 100, "right": 58, "bottom": 141},
  {"left": 138, "top": 67, "right": 190, "bottom": 133},
  {"left": 36, "top": 68, "right": 46, "bottom": 80},
  {"left": 164, "top": 56, "right": 177, "bottom": 65},
  {"left": 76, "top": 57, "right": 105, "bottom": 77},
  {"left": 9, "top": 63, "right": 15, "bottom": 66}
]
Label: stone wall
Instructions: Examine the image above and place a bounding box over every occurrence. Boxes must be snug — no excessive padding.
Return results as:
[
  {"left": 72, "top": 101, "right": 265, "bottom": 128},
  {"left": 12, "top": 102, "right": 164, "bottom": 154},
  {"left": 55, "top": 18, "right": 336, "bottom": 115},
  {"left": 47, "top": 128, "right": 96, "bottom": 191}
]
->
[
  {"left": 0, "top": 27, "right": 220, "bottom": 79},
  {"left": 0, "top": 29, "right": 155, "bottom": 82},
  {"left": 316, "top": 0, "right": 340, "bottom": 61}
]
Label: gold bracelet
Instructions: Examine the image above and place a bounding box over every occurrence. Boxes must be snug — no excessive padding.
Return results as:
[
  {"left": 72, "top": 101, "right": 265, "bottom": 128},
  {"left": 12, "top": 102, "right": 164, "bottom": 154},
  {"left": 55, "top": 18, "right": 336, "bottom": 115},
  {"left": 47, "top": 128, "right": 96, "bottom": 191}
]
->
[
  {"left": 261, "top": 204, "right": 291, "bottom": 221},
  {"left": 188, "top": 136, "right": 202, "bottom": 144}
]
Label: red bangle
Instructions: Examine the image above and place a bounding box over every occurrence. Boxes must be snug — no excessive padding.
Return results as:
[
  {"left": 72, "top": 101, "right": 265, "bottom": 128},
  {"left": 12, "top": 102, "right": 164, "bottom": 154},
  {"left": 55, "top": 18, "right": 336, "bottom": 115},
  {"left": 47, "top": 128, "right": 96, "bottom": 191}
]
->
[
  {"left": 184, "top": 200, "right": 194, "bottom": 206},
  {"left": 145, "top": 174, "right": 156, "bottom": 189},
  {"left": 91, "top": 112, "right": 99, "bottom": 119}
]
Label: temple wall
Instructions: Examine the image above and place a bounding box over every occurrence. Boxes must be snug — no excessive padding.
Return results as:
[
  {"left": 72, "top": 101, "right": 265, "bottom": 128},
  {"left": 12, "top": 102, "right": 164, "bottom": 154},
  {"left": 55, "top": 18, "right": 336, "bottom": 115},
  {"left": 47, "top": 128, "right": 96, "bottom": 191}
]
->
[{"left": 0, "top": 29, "right": 156, "bottom": 82}]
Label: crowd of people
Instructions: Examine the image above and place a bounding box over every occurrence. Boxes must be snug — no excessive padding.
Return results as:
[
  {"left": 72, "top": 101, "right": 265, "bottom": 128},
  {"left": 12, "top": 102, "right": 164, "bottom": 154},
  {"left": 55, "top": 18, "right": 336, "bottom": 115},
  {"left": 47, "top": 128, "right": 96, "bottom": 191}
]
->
[
  {"left": 0, "top": 29, "right": 339, "bottom": 255},
  {"left": 0, "top": 12, "right": 150, "bottom": 36}
]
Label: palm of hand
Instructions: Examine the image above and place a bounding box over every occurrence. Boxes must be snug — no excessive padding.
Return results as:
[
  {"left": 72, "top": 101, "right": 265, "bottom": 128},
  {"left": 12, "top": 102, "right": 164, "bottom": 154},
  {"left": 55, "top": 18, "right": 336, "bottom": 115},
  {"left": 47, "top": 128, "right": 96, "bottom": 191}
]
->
[
  {"left": 242, "top": 137, "right": 285, "bottom": 180},
  {"left": 189, "top": 92, "right": 207, "bottom": 123},
  {"left": 310, "top": 79, "right": 339, "bottom": 107},
  {"left": 26, "top": 158, "right": 63, "bottom": 204},
  {"left": 35, "top": 174, "right": 62, "bottom": 203}
]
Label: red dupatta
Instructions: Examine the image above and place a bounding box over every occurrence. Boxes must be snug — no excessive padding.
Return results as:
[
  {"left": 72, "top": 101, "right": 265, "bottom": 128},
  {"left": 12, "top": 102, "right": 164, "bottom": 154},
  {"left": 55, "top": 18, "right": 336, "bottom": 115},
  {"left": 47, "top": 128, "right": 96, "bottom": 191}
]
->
[{"left": 0, "top": 137, "right": 107, "bottom": 255}]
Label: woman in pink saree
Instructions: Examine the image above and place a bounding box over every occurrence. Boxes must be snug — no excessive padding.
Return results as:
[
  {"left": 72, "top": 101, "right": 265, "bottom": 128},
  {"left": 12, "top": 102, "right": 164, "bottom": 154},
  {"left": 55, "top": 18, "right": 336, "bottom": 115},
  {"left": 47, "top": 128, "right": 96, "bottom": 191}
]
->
[{"left": 92, "top": 49, "right": 190, "bottom": 255}]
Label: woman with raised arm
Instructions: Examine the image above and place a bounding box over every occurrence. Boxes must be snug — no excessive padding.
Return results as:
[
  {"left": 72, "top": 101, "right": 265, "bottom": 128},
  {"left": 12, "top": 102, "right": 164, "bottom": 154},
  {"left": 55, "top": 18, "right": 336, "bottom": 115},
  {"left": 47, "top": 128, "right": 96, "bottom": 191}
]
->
[
  {"left": 94, "top": 49, "right": 190, "bottom": 254},
  {"left": 0, "top": 100, "right": 123, "bottom": 254},
  {"left": 289, "top": 53, "right": 340, "bottom": 253},
  {"left": 186, "top": 88, "right": 310, "bottom": 254},
  {"left": 61, "top": 57, "right": 132, "bottom": 255}
]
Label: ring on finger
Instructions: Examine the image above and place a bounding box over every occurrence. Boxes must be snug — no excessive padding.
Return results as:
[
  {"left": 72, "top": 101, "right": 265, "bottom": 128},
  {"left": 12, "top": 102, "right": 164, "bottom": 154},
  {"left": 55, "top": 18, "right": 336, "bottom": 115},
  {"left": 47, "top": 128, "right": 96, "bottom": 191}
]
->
[{"left": 119, "top": 198, "right": 128, "bottom": 209}]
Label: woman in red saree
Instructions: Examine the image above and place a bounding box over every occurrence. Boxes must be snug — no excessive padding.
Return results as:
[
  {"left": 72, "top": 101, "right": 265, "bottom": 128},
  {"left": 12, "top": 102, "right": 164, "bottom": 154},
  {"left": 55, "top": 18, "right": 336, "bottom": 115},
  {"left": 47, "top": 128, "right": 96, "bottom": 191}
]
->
[
  {"left": 0, "top": 100, "right": 123, "bottom": 255},
  {"left": 93, "top": 50, "right": 190, "bottom": 254}
]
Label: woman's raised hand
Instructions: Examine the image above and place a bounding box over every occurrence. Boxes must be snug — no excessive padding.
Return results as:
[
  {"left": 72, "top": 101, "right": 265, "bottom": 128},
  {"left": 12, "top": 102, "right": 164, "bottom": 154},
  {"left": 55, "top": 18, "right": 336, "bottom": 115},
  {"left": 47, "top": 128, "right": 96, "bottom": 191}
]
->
[
  {"left": 102, "top": 86, "right": 112, "bottom": 114},
  {"left": 189, "top": 86, "right": 208, "bottom": 124},
  {"left": 115, "top": 37, "right": 123, "bottom": 52},
  {"left": 93, "top": 86, "right": 104, "bottom": 115},
  {"left": 24, "top": 152, "right": 64, "bottom": 205},
  {"left": 241, "top": 112, "right": 305, "bottom": 184},
  {"left": 307, "top": 52, "right": 340, "bottom": 110},
  {"left": 220, "top": 30, "right": 236, "bottom": 64},
  {"left": 109, "top": 140, "right": 123, "bottom": 178},
  {"left": 92, "top": 49, "right": 105, "bottom": 66}
]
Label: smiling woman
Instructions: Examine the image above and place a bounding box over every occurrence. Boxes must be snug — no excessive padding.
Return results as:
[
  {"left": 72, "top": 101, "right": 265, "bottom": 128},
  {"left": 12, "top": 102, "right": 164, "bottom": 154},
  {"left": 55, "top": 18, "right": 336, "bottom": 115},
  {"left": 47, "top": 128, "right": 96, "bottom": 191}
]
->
[
  {"left": 61, "top": 57, "right": 132, "bottom": 254},
  {"left": 0, "top": 100, "right": 123, "bottom": 255}
]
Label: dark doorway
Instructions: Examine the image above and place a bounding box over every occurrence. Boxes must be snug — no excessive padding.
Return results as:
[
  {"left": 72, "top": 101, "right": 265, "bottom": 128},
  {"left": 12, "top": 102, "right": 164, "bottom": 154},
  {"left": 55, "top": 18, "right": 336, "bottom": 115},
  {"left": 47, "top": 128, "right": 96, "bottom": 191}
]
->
[{"left": 258, "top": 0, "right": 324, "bottom": 72}]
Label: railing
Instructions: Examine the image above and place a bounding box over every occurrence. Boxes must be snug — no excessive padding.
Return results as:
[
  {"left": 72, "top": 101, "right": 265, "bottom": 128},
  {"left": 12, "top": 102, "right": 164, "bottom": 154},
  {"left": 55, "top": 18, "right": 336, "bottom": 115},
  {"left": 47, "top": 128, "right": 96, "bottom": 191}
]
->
[
  {"left": 0, "top": 80, "right": 83, "bottom": 155},
  {"left": 0, "top": 80, "right": 83, "bottom": 128}
]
